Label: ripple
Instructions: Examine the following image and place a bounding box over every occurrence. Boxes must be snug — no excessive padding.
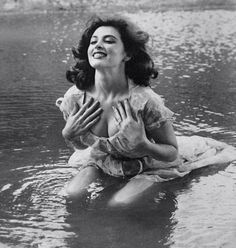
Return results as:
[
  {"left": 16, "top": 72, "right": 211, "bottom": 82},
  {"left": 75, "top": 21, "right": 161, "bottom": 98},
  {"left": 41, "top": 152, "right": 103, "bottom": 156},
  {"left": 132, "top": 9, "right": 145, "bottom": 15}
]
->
[
  {"left": 170, "top": 171, "right": 236, "bottom": 248},
  {"left": 0, "top": 8, "right": 236, "bottom": 248},
  {"left": 125, "top": 10, "right": 236, "bottom": 72},
  {"left": 0, "top": 184, "right": 12, "bottom": 193},
  {"left": 0, "top": 159, "right": 76, "bottom": 247}
]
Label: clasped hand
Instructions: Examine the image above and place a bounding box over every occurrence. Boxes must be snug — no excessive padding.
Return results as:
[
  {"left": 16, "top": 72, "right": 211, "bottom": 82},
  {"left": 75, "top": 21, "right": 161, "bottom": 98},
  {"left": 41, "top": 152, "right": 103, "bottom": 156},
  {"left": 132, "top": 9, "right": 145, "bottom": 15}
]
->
[
  {"left": 111, "top": 99, "right": 149, "bottom": 158},
  {"left": 62, "top": 98, "right": 102, "bottom": 141}
]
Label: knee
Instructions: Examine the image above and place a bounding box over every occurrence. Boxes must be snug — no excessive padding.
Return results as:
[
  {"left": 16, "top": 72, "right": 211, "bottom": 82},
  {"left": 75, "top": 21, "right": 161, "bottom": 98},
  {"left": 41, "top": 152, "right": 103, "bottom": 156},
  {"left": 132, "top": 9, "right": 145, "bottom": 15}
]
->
[
  {"left": 65, "top": 183, "right": 84, "bottom": 201},
  {"left": 108, "top": 179, "right": 154, "bottom": 207},
  {"left": 65, "top": 166, "right": 101, "bottom": 200}
]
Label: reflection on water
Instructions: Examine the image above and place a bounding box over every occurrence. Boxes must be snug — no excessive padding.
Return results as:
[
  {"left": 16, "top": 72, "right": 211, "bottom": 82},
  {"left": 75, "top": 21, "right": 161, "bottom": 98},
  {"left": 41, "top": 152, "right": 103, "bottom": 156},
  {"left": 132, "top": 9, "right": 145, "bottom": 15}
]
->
[
  {"left": 126, "top": 10, "right": 236, "bottom": 144},
  {"left": 0, "top": 9, "right": 236, "bottom": 248},
  {"left": 172, "top": 165, "right": 236, "bottom": 247}
]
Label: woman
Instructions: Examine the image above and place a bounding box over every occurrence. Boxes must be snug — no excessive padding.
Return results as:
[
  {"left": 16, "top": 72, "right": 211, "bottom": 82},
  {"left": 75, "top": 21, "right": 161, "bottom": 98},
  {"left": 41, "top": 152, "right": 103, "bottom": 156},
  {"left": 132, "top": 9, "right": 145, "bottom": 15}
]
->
[{"left": 56, "top": 16, "right": 236, "bottom": 205}]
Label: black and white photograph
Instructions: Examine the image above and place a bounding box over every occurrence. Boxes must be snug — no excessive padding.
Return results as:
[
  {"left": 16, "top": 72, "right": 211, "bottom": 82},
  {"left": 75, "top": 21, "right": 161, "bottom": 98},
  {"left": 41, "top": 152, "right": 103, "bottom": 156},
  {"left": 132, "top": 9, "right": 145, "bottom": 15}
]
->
[{"left": 0, "top": 0, "right": 236, "bottom": 247}]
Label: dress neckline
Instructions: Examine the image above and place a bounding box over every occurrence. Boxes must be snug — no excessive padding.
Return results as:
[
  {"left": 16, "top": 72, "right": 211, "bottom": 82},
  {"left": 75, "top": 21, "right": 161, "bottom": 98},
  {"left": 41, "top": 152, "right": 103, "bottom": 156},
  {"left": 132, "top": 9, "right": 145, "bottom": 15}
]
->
[{"left": 83, "top": 80, "right": 139, "bottom": 140}]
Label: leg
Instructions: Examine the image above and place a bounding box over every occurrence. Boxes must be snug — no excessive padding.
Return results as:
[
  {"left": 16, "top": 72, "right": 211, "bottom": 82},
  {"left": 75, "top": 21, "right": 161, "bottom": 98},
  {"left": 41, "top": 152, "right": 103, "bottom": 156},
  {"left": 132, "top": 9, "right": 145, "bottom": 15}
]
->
[
  {"left": 65, "top": 166, "right": 102, "bottom": 200},
  {"left": 108, "top": 178, "right": 154, "bottom": 207}
]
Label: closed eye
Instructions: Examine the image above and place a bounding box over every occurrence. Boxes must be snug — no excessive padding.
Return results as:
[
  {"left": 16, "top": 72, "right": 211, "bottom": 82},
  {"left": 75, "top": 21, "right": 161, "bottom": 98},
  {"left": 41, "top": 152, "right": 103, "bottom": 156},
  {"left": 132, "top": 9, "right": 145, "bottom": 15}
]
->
[
  {"left": 90, "top": 35, "right": 117, "bottom": 45},
  {"left": 90, "top": 40, "right": 97, "bottom": 45},
  {"left": 104, "top": 35, "right": 117, "bottom": 43},
  {"left": 104, "top": 38, "right": 115, "bottom": 44}
]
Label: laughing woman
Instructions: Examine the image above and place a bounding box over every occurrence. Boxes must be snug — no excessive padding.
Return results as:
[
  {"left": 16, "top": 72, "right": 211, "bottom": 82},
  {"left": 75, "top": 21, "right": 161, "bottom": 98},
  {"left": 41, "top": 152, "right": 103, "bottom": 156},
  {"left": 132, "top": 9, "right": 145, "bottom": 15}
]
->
[{"left": 56, "top": 16, "right": 236, "bottom": 206}]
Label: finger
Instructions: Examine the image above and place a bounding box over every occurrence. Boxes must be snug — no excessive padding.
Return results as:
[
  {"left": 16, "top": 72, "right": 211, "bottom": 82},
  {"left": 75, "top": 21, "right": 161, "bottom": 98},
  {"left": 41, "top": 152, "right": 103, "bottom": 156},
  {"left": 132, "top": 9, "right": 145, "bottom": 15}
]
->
[
  {"left": 116, "top": 136, "right": 127, "bottom": 150},
  {"left": 83, "top": 115, "right": 101, "bottom": 130},
  {"left": 123, "top": 99, "right": 132, "bottom": 118},
  {"left": 112, "top": 106, "right": 122, "bottom": 125},
  {"left": 83, "top": 107, "right": 103, "bottom": 127},
  {"left": 117, "top": 101, "right": 126, "bottom": 120},
  {"left": 82, "top": 91, "right": 86, "bottom": 104},
  {"left": 82, "top": 100, "right": 101, "bottom": 120},
  {"left": 71, "top": 102, "right": 80, "bottom": 115},
  {"left": 108, "top": 138, "right": 124, "bottom": 154},
  {"left": 114, "top": 117, "right": 121, "bottom": 128},
  {"left": 110, "top": 136, "right": 126, "bottom": 154},
  {"left": 114, "top": 136, "right": 133, "bottom": 157},
  {"left": 136, "top": 111, "right": 143, "bottom": 125},
  {"left": 77, "top": 97, "right": 94, "bottom": 116},
  {"left": 114, "top": 118, "right": 121, "bottom": 127}
]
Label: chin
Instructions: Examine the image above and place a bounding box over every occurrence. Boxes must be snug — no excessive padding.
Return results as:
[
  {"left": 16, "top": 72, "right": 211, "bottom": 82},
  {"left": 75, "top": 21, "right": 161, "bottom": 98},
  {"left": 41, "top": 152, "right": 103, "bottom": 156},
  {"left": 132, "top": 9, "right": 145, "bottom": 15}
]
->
[{"left": 90, "top": 62, "right": 109, "bottom": 69}]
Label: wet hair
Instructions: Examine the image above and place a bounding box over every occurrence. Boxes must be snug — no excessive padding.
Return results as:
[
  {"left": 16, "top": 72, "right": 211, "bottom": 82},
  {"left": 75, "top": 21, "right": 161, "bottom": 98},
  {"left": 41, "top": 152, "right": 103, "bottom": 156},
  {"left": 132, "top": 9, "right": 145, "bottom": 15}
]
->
[{"left": 66, "top": 16, "right": 158, "bottom": 90}]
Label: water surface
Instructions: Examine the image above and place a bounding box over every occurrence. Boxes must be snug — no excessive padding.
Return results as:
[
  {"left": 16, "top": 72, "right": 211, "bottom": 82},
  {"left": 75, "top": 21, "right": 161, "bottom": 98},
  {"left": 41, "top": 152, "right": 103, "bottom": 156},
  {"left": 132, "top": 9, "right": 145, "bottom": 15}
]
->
[{"left": 0, "top": 9, "right": 236, "bottom": 248}]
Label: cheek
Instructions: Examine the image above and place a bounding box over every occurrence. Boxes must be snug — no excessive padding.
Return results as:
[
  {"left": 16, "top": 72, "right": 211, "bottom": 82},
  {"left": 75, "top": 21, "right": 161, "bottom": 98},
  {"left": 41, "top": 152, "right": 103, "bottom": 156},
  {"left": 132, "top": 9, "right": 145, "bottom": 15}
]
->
[
  {"left": 106, "top": 46, "right": 123, "bottom": 58},
  {"left": 114, "top": 45, "right": 126, "bottom": 59},
  {"left": 87, "top": 47, "right": 94, "bottom": 65},
  {"left": 114, "top": 50, "right": 126, "bottom": 61},
  {"left": 87, "top": 46, "right": 92, "bottom": 58}
]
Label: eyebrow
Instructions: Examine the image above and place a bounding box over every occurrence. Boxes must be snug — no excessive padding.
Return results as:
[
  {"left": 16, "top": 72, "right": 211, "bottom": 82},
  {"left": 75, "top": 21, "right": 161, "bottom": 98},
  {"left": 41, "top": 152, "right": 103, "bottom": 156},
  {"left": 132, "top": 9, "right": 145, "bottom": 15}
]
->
[{"left": 91, "top": 35, "right": 118, "bottom": 40}]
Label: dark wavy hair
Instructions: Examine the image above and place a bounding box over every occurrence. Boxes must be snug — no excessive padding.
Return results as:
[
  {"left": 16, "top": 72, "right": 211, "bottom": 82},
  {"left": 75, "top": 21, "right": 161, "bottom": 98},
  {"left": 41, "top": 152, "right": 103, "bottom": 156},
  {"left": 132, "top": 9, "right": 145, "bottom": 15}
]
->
[{"left": 66, "top": 16, "right": 158, "bottom": 90}]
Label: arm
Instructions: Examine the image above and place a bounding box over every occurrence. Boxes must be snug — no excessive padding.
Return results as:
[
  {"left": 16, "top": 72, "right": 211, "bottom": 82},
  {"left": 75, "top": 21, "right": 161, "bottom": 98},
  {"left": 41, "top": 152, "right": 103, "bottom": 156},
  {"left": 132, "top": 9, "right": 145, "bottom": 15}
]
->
[{"left": 144, "top": 121, "right": 178, "bottom": 162}]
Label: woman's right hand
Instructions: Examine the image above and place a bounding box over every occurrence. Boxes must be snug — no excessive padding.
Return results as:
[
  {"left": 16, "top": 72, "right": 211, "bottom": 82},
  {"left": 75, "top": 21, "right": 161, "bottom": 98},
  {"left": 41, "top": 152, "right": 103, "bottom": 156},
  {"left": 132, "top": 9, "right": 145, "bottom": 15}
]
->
[{"left": 62, "top": 98, "right": 103, "bottom": 141}]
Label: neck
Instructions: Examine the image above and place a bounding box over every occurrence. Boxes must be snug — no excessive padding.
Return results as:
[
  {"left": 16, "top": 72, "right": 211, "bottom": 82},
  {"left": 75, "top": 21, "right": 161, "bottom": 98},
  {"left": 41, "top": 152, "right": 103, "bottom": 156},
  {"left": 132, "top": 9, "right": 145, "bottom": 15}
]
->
[{"left": 92, "top": 69, "right": 129, "bottom": 99}]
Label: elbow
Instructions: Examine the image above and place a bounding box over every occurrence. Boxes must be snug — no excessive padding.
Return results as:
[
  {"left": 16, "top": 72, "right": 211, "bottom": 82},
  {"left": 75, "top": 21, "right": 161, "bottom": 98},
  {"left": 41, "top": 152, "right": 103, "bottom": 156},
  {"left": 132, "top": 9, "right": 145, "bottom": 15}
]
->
[
  {"left": 166, "top": 146, "right": 178, "bottom": 162},
  {"left": 166, "top": 154, "right": 178, "bottom": 162}
]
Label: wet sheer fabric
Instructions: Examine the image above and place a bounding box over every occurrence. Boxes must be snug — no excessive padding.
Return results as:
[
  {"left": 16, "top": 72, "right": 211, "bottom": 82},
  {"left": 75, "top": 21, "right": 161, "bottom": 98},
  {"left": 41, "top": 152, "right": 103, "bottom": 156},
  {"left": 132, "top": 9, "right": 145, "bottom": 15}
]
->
[{"left": 56, "top": 84, "right": 236, "bottom": 182}]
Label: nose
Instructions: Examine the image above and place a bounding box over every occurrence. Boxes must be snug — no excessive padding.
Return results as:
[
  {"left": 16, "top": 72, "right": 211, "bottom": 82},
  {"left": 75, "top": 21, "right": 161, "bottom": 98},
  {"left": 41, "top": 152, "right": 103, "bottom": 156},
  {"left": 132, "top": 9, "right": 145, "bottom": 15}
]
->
[{"left": 95, "top": 40, "right": 104, "bottom": 49}]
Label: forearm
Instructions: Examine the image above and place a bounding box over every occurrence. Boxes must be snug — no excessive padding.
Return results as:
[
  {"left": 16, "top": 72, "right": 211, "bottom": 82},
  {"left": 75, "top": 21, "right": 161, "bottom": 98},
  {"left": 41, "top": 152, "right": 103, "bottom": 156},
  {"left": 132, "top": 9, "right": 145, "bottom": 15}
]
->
[{"left": 143, "top": 139, "right": 178, "bottom": 162}]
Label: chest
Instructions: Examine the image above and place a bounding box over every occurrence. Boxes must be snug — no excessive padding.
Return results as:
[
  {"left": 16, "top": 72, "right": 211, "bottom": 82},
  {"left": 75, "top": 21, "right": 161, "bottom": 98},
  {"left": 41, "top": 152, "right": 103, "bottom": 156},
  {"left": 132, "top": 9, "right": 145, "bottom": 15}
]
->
[{"left": 90, "top": 102, "right": 119, "bottom": 138}]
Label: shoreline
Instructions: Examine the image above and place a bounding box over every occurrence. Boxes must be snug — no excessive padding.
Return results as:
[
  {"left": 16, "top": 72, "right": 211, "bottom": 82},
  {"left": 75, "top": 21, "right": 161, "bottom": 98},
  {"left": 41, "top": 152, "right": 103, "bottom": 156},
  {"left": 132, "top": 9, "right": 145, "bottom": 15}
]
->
[{"left": 1, "top": 0, "right": 236, "bottom": 16}]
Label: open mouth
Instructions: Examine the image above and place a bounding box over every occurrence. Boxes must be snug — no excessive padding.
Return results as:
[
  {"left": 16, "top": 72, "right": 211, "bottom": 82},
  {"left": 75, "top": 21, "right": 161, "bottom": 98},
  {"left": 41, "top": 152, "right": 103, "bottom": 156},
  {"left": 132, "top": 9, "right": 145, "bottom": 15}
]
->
[{"left": 93, "top": 51, "right": 107, "bottom": 59}]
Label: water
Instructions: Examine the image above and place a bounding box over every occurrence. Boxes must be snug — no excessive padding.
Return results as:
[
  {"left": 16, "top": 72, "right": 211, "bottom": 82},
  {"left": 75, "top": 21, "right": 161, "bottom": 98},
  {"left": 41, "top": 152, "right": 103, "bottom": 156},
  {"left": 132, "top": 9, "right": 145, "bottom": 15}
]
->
[{"left": 0, "top": 8, "right": 236, "bottom": 248}]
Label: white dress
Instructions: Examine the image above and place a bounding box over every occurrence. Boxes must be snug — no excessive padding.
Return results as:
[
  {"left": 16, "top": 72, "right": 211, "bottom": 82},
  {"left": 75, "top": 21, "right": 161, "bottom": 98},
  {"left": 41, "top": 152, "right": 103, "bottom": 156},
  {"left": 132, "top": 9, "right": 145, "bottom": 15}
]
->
[{"left": 56, "top": 84, "right": 236, "bottom": 182}]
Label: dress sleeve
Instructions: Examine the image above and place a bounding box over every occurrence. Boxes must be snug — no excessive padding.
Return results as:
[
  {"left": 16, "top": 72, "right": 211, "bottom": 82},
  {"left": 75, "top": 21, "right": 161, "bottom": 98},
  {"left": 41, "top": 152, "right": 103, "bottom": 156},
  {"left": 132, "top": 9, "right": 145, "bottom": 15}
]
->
[
  {"left": 143, "top": 90, "right": 174, "bottom": 131},
  {"left": 55, "top": 85, "right": 84, "bottom": 121}
]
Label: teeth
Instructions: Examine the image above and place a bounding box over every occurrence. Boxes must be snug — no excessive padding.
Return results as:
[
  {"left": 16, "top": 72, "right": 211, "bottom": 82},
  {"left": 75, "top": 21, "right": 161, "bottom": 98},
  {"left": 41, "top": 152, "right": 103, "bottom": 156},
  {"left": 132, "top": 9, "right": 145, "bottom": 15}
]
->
[{"left": 93, "top": 53, "right": 106, "bottom": 59}]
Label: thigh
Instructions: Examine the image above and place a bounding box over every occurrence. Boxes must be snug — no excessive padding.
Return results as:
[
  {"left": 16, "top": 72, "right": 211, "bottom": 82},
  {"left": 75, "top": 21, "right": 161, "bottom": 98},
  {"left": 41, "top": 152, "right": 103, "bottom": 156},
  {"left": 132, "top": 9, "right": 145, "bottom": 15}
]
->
[
  {"left": 108, "top": 178, "right": 154, "bottom": 207},
  {"left": 66, "top": 166, "right": 102, "bottom": 200}
]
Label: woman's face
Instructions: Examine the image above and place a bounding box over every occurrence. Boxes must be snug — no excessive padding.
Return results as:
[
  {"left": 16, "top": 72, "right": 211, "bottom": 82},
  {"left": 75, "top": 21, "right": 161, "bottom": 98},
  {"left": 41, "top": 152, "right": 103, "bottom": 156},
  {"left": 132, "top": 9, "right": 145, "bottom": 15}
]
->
[{"left": 87, "top": 26, "right": 128, "bottom": 70}]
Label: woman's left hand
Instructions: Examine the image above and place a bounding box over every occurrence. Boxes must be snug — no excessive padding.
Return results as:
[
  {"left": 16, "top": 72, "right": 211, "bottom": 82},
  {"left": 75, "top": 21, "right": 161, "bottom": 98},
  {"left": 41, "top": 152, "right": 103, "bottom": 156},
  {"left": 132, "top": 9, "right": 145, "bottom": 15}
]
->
[{"left": 110, "top": 99, "right": 149, "bottom": 158}]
